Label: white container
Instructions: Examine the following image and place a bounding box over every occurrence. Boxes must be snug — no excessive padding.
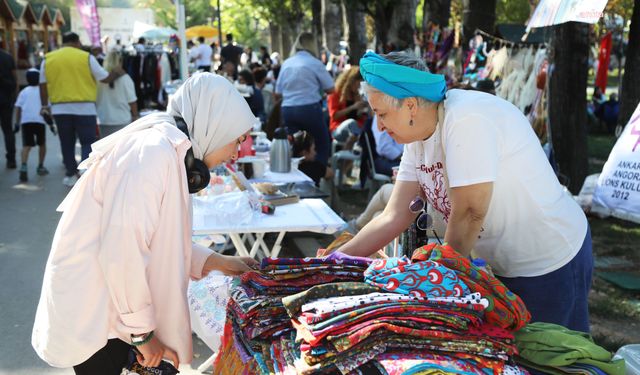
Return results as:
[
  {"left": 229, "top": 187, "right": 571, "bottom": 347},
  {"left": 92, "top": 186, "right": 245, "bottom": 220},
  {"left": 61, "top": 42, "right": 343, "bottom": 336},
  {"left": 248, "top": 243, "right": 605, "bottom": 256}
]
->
[{"left": 252, "top": 159, "right": 266, "bottom": 178}]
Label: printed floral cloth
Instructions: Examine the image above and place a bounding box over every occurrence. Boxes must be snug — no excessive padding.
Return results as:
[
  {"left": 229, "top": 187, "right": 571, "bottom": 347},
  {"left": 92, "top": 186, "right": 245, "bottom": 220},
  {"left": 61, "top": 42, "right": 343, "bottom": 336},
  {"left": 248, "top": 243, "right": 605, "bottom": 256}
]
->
[
  {"left": 412, "top": 244, "right": 531, "bottom": 331},
  {"left": 187, "top": 271, "right": 233, "bottom": 352},
  {"left": 364, "top": 257, "right": 471, "bottom": 298}
]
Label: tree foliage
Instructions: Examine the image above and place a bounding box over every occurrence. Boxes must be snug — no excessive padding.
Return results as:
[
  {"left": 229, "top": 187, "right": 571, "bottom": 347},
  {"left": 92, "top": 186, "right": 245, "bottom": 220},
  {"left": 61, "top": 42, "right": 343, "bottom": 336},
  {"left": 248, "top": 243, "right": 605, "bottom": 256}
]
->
[{"left": 495, "top": 0, "right": 531, "bottom": 25}]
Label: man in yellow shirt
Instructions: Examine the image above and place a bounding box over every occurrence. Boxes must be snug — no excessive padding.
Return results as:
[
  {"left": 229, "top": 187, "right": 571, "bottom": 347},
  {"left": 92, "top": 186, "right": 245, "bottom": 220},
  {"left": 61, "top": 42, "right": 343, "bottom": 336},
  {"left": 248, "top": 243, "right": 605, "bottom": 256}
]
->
[{"left": 39, "top": 32, "right": 124, "bottom": 186}]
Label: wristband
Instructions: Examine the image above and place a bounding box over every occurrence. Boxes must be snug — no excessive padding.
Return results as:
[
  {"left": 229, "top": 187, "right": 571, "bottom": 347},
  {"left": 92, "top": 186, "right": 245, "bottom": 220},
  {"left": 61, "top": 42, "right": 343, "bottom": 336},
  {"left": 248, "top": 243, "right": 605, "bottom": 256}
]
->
[{"left": 131, "top": 331, "right": 154, "bottom": 346}]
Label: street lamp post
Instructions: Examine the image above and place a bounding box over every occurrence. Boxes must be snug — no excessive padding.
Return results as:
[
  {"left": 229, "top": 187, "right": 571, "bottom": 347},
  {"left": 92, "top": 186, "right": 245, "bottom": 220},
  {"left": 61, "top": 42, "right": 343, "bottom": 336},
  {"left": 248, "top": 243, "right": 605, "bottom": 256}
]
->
[{"left": 176, "top": 0, "right": 187, "bottom": 80}]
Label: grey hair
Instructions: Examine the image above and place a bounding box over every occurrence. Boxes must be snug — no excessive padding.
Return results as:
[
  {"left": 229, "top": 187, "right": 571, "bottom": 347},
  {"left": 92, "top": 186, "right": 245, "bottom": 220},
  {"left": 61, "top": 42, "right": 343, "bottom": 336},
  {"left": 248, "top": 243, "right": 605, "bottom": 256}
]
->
[{"left": 360, "top": 51, "right": 437, "bottom": 108}]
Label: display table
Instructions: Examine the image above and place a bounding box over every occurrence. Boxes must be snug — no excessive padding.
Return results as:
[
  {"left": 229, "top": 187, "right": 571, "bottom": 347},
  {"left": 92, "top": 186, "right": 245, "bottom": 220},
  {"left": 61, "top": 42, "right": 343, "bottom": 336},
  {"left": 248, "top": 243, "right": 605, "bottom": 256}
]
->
[
  {"left": 192, "top": 198, "right": 345, "bottom": 258},
  {"left": 252, "top": 168, "right": 313, "bottom": 184}
]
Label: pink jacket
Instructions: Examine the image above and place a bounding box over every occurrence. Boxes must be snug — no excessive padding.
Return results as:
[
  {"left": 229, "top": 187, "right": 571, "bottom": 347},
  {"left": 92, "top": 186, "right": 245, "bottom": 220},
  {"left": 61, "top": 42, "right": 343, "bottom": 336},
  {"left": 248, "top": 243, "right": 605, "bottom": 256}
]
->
[{"left": 32, "top": 123, "right": 214, "bottom": 367}]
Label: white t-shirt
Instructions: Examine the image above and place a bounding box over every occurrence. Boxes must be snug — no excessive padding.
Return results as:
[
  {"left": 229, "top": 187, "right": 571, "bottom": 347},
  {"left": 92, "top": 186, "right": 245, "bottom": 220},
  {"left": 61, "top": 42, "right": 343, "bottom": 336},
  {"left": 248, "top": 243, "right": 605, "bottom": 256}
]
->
[
  {"left": 191, "top": 43, "right": 213, "bottom": 67},
  {"left": 397, "top": 89, "right": 587, "bottom": 277},
  {"left": 16, "top": 86, "right": 45, "bottom": 125},
  {"left": 39, "top": 54, "right": 109, "bottom": 116},
  {"left": 96, "top": 74, "right": 137, "bottom": 126}
]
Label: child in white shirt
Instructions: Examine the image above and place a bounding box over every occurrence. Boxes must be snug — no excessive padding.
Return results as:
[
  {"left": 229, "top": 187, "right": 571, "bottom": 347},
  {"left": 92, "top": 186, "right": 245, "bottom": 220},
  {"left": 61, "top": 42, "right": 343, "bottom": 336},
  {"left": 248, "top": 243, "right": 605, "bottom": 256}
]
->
[{"left": 15, "top": 68, "right": 50, "bottom": 182}]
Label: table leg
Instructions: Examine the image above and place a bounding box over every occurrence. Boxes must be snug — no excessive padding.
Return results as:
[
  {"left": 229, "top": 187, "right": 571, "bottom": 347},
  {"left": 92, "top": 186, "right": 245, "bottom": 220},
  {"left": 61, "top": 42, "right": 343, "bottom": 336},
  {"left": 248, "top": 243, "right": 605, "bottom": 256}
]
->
[
  {"left": 249, "top": 233, "right": 265, "bottom": 258},
  {"left": 270, "top": 232, "right": 286, "bottom": 258},
  {"left": 228, "top": 233, "right": 250, "bottom": 257},
  {"left": 197, "top": 353, "right": 217, "bottom": 373}
]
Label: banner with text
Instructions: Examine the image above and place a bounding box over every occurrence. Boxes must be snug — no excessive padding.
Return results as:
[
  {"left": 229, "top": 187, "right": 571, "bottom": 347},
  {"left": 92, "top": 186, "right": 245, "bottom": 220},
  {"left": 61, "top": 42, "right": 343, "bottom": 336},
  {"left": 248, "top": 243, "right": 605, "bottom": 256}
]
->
[
  {"left": 527, "top": 0, "right": 608, "bottom": 31},
  {"left": 593, "top": 103, "right": 640, "bottom": 224},
  {"left": 75, "top": 0, "right": 101, "bottom": 46}
]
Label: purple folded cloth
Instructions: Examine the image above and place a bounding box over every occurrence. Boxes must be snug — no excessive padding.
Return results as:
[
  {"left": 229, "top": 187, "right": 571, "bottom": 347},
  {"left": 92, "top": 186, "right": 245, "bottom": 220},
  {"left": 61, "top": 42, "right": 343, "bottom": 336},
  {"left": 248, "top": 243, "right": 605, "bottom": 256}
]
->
[{"left": 260, "top": 251, "right": 372, "bottom": 270}]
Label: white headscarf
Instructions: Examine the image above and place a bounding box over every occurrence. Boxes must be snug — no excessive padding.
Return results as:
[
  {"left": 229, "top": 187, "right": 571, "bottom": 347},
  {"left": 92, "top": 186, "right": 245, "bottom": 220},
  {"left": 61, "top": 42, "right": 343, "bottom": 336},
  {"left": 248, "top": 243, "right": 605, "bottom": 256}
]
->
[
  {"left": 167, "top": 73, "right": 256, "bottom": 159},
  {"left": 80, "top": 72, "right": 256, "bottom": 169}
]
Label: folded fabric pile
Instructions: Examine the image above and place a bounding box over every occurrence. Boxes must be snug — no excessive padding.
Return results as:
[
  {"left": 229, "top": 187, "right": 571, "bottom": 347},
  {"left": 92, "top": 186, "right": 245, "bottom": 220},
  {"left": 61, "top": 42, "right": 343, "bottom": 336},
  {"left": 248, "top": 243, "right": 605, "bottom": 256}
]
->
[
  {"left": 283, "top": 253, "right": 524, "bottom": 375},
  {"left": 214, "top": 244, "right": 533, "bottom": 375},
  {"left": 514, "top": 322, "right": 626, "bottom": 375},
  {"left": 214, "top": 252, "right": 373, "bottom": 375},
  {"left": 412, "top": 243, "right": 531, "bottom": 331}
]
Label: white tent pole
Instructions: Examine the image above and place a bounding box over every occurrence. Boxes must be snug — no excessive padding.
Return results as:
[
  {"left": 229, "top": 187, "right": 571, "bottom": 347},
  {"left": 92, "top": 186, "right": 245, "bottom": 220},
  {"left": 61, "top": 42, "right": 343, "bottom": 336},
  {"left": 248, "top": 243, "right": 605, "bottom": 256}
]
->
[{"left": 176, "top": 0, "right": 188, "bottom": 80}]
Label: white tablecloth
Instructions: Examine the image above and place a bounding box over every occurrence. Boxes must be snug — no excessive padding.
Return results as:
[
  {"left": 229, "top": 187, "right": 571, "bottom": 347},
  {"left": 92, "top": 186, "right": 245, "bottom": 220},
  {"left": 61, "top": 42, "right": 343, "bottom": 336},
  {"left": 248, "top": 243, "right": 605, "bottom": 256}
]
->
[
  {"left": 252, "top": 168, "right": 313, "bottom": 184},
  {"left": 193, "top": 198, "right": 344, "bottom": 235}
]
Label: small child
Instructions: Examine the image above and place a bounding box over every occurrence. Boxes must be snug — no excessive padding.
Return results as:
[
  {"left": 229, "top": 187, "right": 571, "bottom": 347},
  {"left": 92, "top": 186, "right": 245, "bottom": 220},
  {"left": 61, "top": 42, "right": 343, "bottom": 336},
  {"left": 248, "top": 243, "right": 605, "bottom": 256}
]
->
[
  {"left": 291, "top": 130, "right": 334, "bottom": 187},
  {"left": 15, "top": 68, "right": 49, "bottom": 182}
]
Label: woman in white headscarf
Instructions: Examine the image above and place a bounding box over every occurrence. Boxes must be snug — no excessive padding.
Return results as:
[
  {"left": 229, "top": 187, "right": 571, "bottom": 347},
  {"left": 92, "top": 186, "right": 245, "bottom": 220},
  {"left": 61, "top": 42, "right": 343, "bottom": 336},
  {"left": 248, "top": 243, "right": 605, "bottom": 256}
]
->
[{"left": 32, "top": 73, "right": 258, "bottom": 374}]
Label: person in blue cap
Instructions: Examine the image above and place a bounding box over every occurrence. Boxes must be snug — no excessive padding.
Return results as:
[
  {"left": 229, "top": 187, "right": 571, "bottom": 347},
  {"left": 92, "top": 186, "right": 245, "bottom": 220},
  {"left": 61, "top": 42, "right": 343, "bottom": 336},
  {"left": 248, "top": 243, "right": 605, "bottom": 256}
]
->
[{"left": 338, "top": 51, "right": 593, "bottom": 333}]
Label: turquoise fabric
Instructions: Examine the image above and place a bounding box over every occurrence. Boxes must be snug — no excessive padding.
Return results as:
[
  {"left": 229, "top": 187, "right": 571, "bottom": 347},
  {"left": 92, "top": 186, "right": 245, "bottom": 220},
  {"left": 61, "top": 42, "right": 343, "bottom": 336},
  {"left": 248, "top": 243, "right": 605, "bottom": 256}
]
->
[{"left": 359, "top": 51, "right": 447, "bottom": 102}]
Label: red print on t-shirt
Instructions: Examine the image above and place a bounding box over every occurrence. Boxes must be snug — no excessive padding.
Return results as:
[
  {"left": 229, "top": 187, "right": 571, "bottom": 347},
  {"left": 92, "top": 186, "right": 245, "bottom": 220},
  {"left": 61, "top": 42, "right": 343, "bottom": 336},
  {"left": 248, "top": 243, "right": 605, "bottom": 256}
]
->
[{"left": 417, "top": 164, "right": 451, "bottom": 222}]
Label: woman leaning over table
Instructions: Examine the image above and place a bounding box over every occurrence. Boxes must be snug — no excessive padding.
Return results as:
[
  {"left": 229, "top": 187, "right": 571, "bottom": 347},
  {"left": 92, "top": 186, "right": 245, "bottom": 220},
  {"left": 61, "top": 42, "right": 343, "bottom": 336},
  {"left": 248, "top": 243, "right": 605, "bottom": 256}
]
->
[
  {"left": 336, "top": 51, "right": 593, "bottom": 333},
  {"left": 32, "top": 73, "right": 258, "bottom": 375}
]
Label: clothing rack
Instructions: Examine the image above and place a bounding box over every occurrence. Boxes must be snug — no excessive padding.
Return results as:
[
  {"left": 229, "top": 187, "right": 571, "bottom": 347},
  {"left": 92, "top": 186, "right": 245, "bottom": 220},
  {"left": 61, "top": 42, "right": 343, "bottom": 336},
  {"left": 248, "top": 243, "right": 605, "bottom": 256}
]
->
[{"left": 474, "top": 29, "right": 546, "bottom": 49}]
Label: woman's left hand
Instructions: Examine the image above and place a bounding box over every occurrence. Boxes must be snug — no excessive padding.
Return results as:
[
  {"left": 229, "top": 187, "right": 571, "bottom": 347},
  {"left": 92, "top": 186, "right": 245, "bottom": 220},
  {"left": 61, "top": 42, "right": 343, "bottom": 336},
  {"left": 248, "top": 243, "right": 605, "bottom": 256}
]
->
[{"left": 203, "top": 253, "right": 258, "bottom": 276}]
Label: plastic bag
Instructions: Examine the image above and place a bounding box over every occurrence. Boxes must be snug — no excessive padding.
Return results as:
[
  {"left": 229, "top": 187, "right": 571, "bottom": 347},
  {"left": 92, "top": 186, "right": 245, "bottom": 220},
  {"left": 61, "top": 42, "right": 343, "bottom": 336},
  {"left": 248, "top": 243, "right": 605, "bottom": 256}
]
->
[{"left": 192, "top": 191, "right": 260, "bottom": 229}]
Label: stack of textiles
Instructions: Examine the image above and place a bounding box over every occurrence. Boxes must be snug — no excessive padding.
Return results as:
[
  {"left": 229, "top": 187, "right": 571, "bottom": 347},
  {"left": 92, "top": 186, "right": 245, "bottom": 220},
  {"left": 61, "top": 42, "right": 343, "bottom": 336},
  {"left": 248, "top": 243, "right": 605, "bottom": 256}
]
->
[
  {"left": 213, "top": 244, "right": 532, "bottom": 375},
  {"left": 284, "top": 252, "right": 525, "bottom": 374},
  {"left": 514, "top": 322, "right": 625, "bottom": 375},
  {"left": 213, "top": 252, "right": 372, "bottom": 375}
]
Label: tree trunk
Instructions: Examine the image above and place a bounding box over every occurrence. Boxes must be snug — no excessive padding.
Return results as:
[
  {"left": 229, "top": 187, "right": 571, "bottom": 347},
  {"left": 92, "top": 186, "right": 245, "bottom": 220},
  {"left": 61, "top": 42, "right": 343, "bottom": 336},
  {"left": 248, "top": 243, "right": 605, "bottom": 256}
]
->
[
  {"left": 269, "top": 23, "right": 282, "bottom": 56},
  {"left": 281, "top": 24, "right": 294, "bottom": 59},
  {"left": 374, "top": 2, "right": 392, "bottom": 52},
  {"left": 344, "top": 0, "right": 367, "bottom": 64},
  {"left": 423, "top": 0, "right": 452, "bottom": 29},
  {"left": 387, "top": 0, "right": 419, "bottom": 51},
  {"left": 311, "top": 0, "right": 323, "bottom": 54},
  {"left": 322, "top": 0, "right": 343, "bottom": 54},
  {"left": 548, "top": 22, "right": 590, "bottom": 194},
  {"left": 461, "top": 0, "right": 496, "bottom": 51},
  {"left": 619, "top": 0, "right": 640, "bottom": 127}
]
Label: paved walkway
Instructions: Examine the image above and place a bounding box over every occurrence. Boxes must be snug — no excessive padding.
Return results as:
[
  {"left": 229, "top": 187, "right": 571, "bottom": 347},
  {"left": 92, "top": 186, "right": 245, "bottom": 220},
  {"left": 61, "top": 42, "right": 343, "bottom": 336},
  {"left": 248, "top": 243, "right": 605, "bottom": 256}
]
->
[{"left": 0, "top": 132, "right": 225, "bottom": 374}]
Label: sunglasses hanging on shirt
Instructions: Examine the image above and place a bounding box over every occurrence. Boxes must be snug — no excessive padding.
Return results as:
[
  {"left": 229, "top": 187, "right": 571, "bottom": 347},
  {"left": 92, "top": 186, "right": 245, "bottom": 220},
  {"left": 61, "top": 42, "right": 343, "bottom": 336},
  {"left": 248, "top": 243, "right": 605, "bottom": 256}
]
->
[{"left": 409, "top": 196, "right": 442, "bottom": 245}]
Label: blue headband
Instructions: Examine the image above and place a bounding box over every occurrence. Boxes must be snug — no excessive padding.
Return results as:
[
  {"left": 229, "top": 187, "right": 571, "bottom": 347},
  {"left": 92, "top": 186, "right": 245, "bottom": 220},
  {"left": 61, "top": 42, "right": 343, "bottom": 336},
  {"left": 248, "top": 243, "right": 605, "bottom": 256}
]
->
[{"left": 360, "top": 51, "right": 446, "bottom": 102}]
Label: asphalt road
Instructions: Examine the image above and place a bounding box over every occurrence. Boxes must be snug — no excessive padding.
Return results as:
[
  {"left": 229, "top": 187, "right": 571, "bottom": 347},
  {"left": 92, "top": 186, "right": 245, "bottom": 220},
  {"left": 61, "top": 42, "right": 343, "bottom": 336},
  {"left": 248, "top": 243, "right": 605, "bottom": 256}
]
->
[{"left": 0, "top": 131, "right": 219, "bottom": 374}]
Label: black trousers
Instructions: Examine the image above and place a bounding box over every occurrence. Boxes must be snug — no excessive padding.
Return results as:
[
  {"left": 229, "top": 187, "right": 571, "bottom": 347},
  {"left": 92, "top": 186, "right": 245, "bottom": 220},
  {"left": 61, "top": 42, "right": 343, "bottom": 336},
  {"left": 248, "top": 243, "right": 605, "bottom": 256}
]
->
[
  {"left": 0, "top": 105, "right": 15, "bottom": 162},
  {"left": 73, "top": 339, "right": 131, "bottom": 375}
]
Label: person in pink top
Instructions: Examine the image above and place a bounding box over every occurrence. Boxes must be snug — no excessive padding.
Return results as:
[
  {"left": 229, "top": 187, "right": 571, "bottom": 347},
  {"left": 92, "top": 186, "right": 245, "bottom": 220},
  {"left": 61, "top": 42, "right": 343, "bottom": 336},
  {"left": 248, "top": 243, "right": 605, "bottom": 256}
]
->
[{"left": 32, "top": 73, "right": 258, "bottom": 374}]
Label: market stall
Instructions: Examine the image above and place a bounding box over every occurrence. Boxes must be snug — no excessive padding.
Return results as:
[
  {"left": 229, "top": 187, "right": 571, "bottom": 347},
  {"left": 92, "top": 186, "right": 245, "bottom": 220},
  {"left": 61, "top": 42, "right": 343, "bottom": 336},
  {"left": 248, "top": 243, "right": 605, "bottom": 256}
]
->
[
  {"left": 202, "top": 244, "right": 625, "bottom": 374},
  {"left": 0, "top": 1, "right": 65, "bottom": 68}
]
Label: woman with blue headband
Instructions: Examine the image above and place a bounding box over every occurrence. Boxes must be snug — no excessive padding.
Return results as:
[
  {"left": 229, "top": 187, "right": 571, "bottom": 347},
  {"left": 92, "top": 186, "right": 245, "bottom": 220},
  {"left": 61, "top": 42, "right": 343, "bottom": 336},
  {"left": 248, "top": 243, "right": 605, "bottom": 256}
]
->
[{"left": 338, "top": 51, "right": 593, "bottom": 333}]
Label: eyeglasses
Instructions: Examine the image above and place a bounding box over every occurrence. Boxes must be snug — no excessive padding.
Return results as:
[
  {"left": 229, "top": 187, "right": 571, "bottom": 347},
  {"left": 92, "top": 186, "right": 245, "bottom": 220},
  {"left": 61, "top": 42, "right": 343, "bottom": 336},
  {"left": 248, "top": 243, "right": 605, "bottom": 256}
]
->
[{"left": 409, "top": 196, "right": 442, "bottom": 244}]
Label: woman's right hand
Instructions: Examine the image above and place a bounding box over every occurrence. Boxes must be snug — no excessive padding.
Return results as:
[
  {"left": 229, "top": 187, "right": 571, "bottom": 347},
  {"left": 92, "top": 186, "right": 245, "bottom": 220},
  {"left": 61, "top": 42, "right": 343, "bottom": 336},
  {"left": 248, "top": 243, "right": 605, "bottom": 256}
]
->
[{"left": 136, "top": 335, "right": 179, "bottom": 369}]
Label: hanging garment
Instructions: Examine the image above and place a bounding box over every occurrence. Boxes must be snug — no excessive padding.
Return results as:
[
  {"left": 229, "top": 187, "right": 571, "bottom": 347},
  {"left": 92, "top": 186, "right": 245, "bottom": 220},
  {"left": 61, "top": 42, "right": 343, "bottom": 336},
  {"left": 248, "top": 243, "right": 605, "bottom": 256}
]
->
[
  {"left": 595, "top": 33, "right": 612, "bottom": 93},
  {"left": 489, "top": 47, "right": 509, "bottom": 81}
]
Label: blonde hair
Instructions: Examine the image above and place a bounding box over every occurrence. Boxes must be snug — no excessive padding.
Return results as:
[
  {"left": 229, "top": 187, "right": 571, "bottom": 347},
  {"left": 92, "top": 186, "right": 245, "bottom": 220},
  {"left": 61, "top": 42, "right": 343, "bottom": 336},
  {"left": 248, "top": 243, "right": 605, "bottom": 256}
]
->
[
  {"left": 103, "top": 50, "right": 122, "bottom": 73},
  {"left": 335, "top": 66, "right": 362, "bottom": 103},
  {"left": 291, "top": 32, "right": 319, "bottom": 58}
]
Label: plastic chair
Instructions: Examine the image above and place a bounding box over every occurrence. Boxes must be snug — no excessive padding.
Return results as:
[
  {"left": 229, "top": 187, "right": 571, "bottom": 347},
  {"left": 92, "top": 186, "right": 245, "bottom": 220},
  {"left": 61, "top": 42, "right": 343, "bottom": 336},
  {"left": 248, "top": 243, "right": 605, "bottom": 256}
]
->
[
  {"left": 362, "top": 132, "right": 392, "bottom": 200},
  {"left": 331, "top": 139, "right": 360, "bottom": 188}
]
